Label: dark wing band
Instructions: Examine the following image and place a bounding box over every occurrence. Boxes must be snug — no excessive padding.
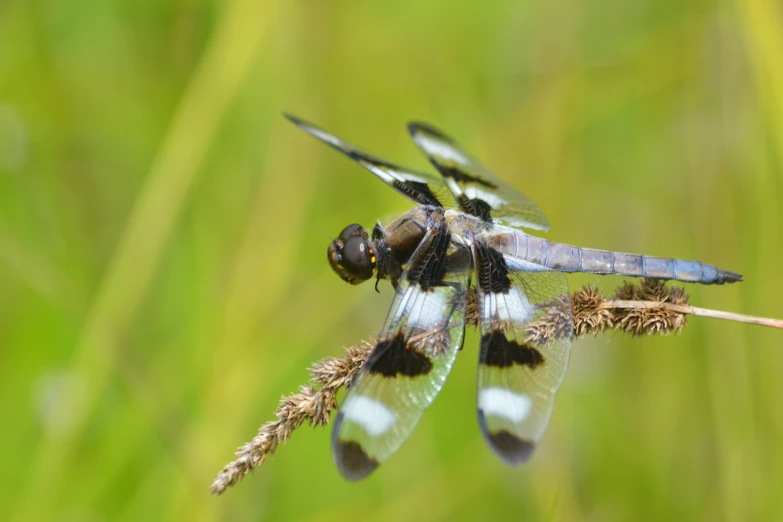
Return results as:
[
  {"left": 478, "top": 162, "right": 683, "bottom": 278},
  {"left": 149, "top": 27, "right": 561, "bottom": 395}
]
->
[
  {"left": 408, "top": 122, "right": 550, "bottom": 231},
  {"left": 285, "top": 114, "right": 453, "bottom": 208}
]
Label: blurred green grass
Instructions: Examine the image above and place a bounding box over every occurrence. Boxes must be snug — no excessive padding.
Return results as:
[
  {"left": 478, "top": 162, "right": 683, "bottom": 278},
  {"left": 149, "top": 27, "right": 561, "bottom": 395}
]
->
[{"left": 1, "top": 0, "right": 782, "bottom": 521}]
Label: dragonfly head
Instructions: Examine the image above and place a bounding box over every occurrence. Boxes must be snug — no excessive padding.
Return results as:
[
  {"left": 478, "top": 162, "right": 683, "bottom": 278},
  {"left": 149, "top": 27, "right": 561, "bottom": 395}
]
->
[{"left": 328, "top": 224, "right": 377, "bottom": 285}]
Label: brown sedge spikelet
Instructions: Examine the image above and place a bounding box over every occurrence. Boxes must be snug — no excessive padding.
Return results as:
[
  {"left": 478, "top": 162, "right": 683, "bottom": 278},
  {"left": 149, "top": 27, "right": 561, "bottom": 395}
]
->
[
  {"left": 465, "top": 286, "right": 480, "bottom": 328},
  {"left": 572, "top": 285, "right": 614, "bottom": 336},
  {"left": 613, "top": 279, "right": 689, "bottom": 336},
  {"left": 526, "top": 295, "right": 575, "bottom": 345},
  {"left": 210, "top": 342, "right": 371, "bottom": 495}
]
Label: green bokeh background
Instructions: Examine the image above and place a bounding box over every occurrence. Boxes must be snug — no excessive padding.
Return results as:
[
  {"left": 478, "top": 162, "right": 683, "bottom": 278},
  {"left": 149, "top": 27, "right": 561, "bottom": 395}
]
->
[{"left": 2, "top": 1, "right": 782, "bottom": 521}]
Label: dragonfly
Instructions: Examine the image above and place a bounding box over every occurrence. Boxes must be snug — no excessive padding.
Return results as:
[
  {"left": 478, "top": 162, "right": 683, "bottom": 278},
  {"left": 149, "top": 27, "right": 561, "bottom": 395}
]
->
[{"left": 285, "top": 114, "right": 742, "bottom": 481}]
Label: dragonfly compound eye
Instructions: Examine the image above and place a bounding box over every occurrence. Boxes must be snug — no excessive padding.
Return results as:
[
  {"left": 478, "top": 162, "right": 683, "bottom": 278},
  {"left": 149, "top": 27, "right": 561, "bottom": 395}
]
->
[{"left": 328, "top": 224, "right": 375, "bottom": 284}]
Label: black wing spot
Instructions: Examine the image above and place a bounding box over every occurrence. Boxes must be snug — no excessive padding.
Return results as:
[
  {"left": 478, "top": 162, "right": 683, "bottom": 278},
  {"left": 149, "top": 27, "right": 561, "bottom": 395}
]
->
[
  {"left": 439, "top": 164, "right": 497, "bottom": 189},
  {"left": 484, "top": 428, "right": 536, "bottom": 465},
  {"left": 480, "top": 331, "right": 544, "bottom": 369},
  {"left": 368, "top": 332, "right": 433, "bottom": 377},
  {"left": 392, "top": 179, "right": 443, "bottom": 207},
  {"left": 456, "top": 195, "right": 492, "bottom": 221},
  {"left": 406, "top": 230, "right": 451, "bottom": 291},
  {"left": 334, "top": 439, "right": 380, "bottom": 481},
  {"left": 475, "top": 245, "right": 512, "bottom": 294},
  {"left": 478, "top": 411, "right": 537, "bottom": 465},
  {"left": 342, "top": 150, "right": 443, "bottom": 207},
  {"left": 345, "top": 150, "right": 398, "bottom": 171}
]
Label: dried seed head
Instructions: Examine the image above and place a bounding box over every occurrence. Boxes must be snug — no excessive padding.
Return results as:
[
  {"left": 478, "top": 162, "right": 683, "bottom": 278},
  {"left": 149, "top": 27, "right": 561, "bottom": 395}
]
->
[
  {"left": 210, "top": 342, "right": 371, "bottom": 495},
  {"left": 310, "top": 342, "right": 372, "bottom": 390},
  {"left": 572, "top": 285, "right": 613, "bottom": 337},
  {"left": 410, "top": 330, "right": 452, "bottom": 357},
  {"left": 526, "top": 295, "right": 574, "bottom": 345},
  {"left": 615, "top": 278, "right": 690, "bottom": 305},
  {"left": 465, "top": 287, "right": 480, "bottom": 328},
  {"left": 613, "top": 279, "right": 689, "bottom": 336},
  {"left": 614, "top": 305, "right": 687, "bottom": 336}
]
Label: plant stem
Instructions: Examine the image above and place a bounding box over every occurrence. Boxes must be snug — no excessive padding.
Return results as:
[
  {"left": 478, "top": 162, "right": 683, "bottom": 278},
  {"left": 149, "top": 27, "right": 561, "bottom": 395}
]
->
[{"left": 602, "top": 300, "right": 783, "bottom": 329}]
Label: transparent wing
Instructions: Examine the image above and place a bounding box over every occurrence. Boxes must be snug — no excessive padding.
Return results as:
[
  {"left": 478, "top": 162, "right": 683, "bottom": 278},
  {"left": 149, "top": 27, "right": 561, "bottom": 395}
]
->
[
  {"left": 408, "top": 122, "right": 550, "bottom": 231},
  {"left": 285, "top": 114, "right": 454, "bottom": 208},
  {"left": 332, "top": 228, "right": 472, "bottom": 480},
  {"left": 472, "top": 243, "right": 573, "bottom": 464}
]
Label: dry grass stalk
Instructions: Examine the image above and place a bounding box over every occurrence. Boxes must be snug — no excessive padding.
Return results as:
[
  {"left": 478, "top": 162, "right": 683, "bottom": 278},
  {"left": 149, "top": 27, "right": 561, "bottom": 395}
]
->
[{"left": 212, "top": 278, "right": 781, "bottom": 494}]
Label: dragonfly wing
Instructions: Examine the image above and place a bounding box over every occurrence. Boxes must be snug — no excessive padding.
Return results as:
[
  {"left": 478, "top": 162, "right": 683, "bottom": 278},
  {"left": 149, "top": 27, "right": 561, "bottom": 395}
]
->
[
  {"left": 285, "top": 114, "right": 454, "bottom": 208},
  {"left": 472, "top": 242, "right": 573, "bottom": 463},
  {"left": 408, "top": 122, "right": 550, "bottom": 231},
  {"left": 333, "top": 225, "right": 472, "bottom": 480}
]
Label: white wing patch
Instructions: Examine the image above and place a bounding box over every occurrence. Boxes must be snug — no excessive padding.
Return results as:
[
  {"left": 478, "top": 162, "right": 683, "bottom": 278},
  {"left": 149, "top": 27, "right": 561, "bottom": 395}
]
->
[
  {"left": 416, "top": 133, "right": 471, "bottom": 165},
  {"left": 393, "top": 171, "right": 430, "bottom": 184},
  {"left": 365, "top": 165, "right": 430, "bottom": 186},
  {"left": 479, "top": 387, "right": 533, "bottom": 423},
  {"left": 303, "top": 125, "right": 342, "bottom": 147},
  {"left": 365, "top": 166, "right": 396, "bottom": 184},
  {"left": 443, "top": 177, "right": 464, "bottom": 200},
  {"left": 406, "top": 290, "right": 448, "bottom": 329},
  {"left": 481, "top": 289, "right": 532, "bottom": 324},
  {"left": 464, "top": 186, "right": 508, "bottom": 209},
  {"left": 342, "top": 395, "right": 396, "bottom": 436}
]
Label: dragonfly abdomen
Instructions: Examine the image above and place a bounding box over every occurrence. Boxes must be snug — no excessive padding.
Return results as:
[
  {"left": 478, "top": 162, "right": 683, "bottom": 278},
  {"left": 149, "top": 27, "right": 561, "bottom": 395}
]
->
[{"left": 489, "top": 232, "right": 742, "bottom": 285}]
